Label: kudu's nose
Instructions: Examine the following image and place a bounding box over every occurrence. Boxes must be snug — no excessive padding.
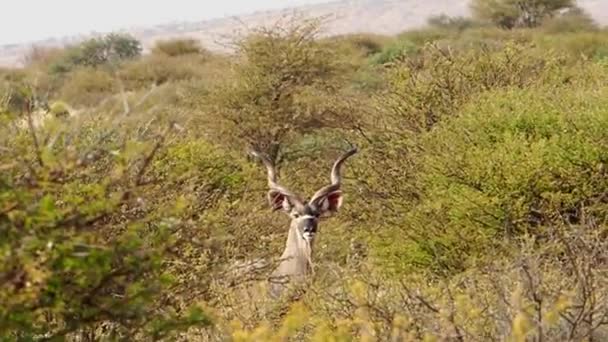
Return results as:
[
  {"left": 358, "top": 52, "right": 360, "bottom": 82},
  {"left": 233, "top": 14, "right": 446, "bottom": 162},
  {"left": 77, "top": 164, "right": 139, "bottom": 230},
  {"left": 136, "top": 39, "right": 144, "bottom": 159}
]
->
[
  {"left": 302, "top": 219, "right": 317, "bottom": 241},
  {"left": 303, "top": 219, "right": 317, "bottom": 232}
]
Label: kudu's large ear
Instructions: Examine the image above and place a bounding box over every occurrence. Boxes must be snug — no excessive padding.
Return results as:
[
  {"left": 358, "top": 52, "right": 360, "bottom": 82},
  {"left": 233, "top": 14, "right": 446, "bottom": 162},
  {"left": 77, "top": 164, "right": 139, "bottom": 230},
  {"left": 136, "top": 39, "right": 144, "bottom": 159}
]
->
[
  {"left": 316, "top": 190, "right": 343, "bottom": 214},
  {"left": 267, "top": 190, "right": 297, "bottom": 212}
]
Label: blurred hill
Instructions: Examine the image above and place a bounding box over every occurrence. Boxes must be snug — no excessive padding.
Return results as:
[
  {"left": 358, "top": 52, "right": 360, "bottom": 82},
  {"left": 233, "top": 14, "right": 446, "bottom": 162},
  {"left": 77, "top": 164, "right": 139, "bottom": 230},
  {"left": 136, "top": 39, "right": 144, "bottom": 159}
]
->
[{"left": 1, "top": 0, "right": 606, "bottom": 67}]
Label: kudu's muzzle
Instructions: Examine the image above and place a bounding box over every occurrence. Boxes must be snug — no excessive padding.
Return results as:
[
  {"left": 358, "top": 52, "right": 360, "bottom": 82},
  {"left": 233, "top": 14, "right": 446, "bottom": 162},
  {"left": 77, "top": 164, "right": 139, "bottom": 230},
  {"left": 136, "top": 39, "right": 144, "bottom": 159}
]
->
[{"left": 301, "top": 217, "right": 318, "bottom": 242}]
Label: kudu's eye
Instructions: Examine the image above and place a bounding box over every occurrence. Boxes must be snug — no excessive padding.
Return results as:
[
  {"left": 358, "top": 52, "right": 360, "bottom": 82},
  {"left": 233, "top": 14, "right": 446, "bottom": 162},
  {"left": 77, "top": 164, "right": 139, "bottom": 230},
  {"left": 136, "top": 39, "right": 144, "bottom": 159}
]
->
[{"left": 292, "top": 213, "right": 300, "bottom": 219}]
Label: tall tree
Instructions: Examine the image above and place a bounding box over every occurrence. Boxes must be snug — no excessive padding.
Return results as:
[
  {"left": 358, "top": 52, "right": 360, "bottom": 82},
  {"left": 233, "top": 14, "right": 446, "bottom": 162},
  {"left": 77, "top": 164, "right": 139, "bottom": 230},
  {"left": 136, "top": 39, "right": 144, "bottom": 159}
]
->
[
  {"left": 471, "top": 0, "right": 575, "bottom": 29},
  {"left": 203, "top": 17, "right": 358, "bottom": 165}
]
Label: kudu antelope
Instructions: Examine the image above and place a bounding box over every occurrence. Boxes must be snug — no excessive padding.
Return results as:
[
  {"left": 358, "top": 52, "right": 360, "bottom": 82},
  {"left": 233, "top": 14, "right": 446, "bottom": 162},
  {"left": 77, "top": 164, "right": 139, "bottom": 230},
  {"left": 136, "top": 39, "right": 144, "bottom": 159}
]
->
[{"left": 250, "top": 147, "right": 358, "bottom": 298}]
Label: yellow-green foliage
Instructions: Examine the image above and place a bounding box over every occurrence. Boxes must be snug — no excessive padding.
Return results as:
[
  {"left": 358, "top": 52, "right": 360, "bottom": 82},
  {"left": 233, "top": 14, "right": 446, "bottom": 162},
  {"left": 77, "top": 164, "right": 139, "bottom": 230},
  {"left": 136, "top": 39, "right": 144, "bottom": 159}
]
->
[
  {"left": 0, "top": 119, "right": 213, "bottom": 340},
  {"left": 427, "top": 14, "right": 480, "bottom": 32},
  {"left": 0, "top": 69, "right": 34, "bottom": 114},
  {"left": 536, "top": 31, "right": 608, "bottom": 61},
  {"left": 152, "top": 38, "right": 208, "bottom": 57},
  {"left": 21, "top": 46, "right": 66, "bottom": 68},
  {"left": 118, "top": 38, "right": 217, "bottom": 91},
  {"left": 381, "top": 42, "right": 565, "bottom": 132},
  {"left": 49, "top": 100, "right": 70, "bottom": 117},
  {"left": 377, "top": 84, "right": 608, "bottom": 273},
  {"left": 370, "top": 39, "right": 418, "bottom": 65},
  {"left": 118, "top": 53, "right": 218, "bottom": 90},
  {"left": 397, "top": 27, "right": 454, "bottom": 46},
  {"left": 58, "top": 67, "right": 117, "bottom": 107},
  {"left": 540, "top": 7, "right": 599, "bottom": 34},
  {"left": 321, "top": 33, "right": 390, "bottom": 58}
]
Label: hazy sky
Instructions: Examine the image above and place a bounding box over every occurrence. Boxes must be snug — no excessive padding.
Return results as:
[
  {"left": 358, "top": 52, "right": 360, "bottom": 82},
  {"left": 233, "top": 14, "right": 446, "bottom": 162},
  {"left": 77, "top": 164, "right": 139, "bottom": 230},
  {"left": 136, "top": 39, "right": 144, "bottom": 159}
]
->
[{"left": 0, "top": 0, "right": 330, "bottom": 45}]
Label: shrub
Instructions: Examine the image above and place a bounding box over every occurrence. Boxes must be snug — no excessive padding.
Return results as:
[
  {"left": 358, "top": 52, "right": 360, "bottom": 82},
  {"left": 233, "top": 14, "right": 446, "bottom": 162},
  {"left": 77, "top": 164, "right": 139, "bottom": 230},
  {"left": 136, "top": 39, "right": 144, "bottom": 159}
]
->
[
  {"left": 370, "top": 39, "right": 418, "bottom": 65},
  {"left": 536, "top": 32, "right": 608, "bottom": 61},
  {"left": 58, "top": 67, "right": 116, "bottom": 107},
  {"left": 540, "top": 6, "right": 599, "bottom": 34},
  {"left": 354, "top": 41, "right": 607, "bottom": 276},
  {"left": 118, "top": 54, "right": 209, "bottom": 90},
  {"left": 49, "top": 100, "right": 71, "bottom": 118},
  {"left": 0, "top": 117, "right": 212, "bottom": 339},
  {"left": 322, "top": 33, "right": 390, "bottom": 57},
  {"left": 0, "top": 74, "right": 31, "bottom": 115},
  {"left": 427, "top": 14, "right": 479, "bottom": 31},
  {"left": 152, "top": 38, "right": 207, "bottom": 57},
  {"left": 375, "top": 84, "right": 608, "bottom": 274},
  {"left": 596, "top": 46, "right": 608, "bottom": 62},
  {"left": 21, "top": 46, "right": 66, "bottom": 68},
  {"left": 380, "top": 42, "right": 565, "bottom": 133},
  {"left": 397, "top": 27, "right": 453, "bottom": 46},
  {"left": 451, "top": 26, "right": 535, "bottom": 49}
]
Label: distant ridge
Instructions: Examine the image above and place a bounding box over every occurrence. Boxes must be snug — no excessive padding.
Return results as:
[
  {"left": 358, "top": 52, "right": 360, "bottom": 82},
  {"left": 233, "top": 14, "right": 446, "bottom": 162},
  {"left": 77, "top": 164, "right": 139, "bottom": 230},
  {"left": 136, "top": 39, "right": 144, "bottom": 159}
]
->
[{"left": 1, "top": 0, "right": 606, "bottom": 68}]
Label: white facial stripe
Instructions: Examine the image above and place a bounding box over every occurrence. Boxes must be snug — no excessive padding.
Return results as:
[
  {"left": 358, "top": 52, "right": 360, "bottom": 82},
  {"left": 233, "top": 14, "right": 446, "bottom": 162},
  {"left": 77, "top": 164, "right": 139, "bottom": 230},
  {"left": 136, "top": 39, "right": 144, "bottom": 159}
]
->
[{"left": 300, "top": 215, "right": 316, "bottom": 220}]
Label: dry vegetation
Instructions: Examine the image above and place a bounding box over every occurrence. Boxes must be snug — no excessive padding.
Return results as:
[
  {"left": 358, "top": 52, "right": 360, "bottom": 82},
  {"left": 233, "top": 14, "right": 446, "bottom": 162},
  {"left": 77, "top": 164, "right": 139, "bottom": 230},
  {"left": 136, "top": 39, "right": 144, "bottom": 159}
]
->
[{"left": 2, "top": 1, "right": 608, "bottom": 340}]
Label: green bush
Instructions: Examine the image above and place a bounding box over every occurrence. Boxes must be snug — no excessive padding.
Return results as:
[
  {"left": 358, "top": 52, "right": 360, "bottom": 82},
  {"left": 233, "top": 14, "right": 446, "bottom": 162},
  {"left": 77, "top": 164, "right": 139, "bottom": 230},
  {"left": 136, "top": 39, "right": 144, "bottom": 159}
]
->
[
  {"left": 375, "top": 84, "right": 608, "bottom": 274},
  {"left": 397, "top": 27, "right": 453, "bottom": 46},
  {"left": 356, "top": 40, "right": 608, "bottom": 276},
  {"left": 370, "top": 39, "right": 418, "bottom": 65},
  {"left": 427, "top": 14, "right": 480, "bottom": 31},
  {"left": 536, "top": 32, "right": 608, "bottom": 61},
  {"left": 380, "top": 42, "right": 565, "bottom": 132},
  {"left": 21, "top": 46, "right": 66, "bottom": 68},
  {"left": 322, "top": 33, "right": 390, "bottom": 57},
  {"left": 49, "top": 100, "right": 71, "bottom": 118},
  {"left": 58, "top": 67, "right": 117, "bottom": 107},
  {"left": 152, "top": 38, "right": 207, "bottom": 57},
  {"left": 0, "top": 81, "right": 31, "bottom": 115},
  {"left": 450, "top": 26, "right": 535, "bottom": 49},
  {"left": 118, "top": 54, "right": 209, "bottom": 90},
  {"left": 0, "top": 119, "right": 212, "bottom": 339},
  {"left": 540, "top": 7, "right": 599, "bottom": 34}
]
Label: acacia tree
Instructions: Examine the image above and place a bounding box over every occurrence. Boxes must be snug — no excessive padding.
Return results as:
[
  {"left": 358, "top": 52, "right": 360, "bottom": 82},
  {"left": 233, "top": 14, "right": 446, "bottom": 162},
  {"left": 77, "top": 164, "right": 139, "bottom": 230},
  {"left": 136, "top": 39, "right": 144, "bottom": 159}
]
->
[
  {"left": 204, "top": 17, "right": 358, "bottom": 165},
  {"left": 51, "top": 33, "right": 142, "bottom": 73},
  {"left": 471, "top": 0, "right": 575, "bottom": 29},
  {"left": 78, "top": 33, "right": 142, "bottom": 66}
]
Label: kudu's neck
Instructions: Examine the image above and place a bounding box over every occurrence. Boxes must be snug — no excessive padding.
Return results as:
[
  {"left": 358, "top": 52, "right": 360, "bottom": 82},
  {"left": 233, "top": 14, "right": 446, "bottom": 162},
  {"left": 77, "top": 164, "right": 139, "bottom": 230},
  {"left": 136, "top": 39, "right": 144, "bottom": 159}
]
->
[
  {"left": 282, "top": 219, "right": 313, "bottom": 266},
  {"left": 273, "top": 219, "right": 314, "bottom": 278},
  {"left": 268, "top": 219, "right": 315, "bottom": 298}
]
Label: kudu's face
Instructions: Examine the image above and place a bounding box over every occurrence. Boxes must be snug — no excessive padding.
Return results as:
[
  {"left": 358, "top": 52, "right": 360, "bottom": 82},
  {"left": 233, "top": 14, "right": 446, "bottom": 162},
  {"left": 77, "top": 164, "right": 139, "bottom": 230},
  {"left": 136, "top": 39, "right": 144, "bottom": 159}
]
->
[
  {"left": 288, "top": 204, "right": 319, "bottom": 243},
  {"left": 251, "top": 148, "right": 357, "bottom": 245}
]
